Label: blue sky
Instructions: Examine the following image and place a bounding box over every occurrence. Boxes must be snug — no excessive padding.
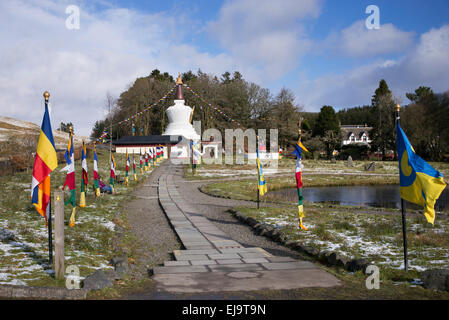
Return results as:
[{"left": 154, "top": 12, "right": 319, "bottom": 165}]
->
[{"left": 0, "top": 0, "right": 448, "bottom": 135}]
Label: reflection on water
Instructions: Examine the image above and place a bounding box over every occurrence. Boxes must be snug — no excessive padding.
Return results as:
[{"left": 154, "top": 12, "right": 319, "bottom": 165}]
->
[{"left": 270, "top": 185, "right": 449, "bottom": 211}]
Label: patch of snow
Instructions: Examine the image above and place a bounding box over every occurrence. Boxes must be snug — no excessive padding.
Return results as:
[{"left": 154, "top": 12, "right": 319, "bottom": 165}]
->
[
  {"left": 102, "top": 221, "right": 115, "bottom": 231},
  {"left": 0, "top": 116, "right": 38, "bottom": 129},
  {"left": 0, "top": 279, "right": 28, "bottom": 286}
]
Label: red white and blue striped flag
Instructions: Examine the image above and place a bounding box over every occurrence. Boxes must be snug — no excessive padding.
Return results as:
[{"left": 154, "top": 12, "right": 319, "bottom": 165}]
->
[
  {"left": 93, "top": 146, "right": 100, "bottom": 197},
  {"left": 80, "top": 141, "right": 88, "bottom": 207},
  {"left": 61, "top": 131, "right": 76, "bottom": 226}
]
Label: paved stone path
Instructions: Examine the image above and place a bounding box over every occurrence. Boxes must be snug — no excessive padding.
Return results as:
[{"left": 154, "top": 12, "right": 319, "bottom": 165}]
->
[{"left": 151, "top": 163, "right": 341, "bottom": 293}]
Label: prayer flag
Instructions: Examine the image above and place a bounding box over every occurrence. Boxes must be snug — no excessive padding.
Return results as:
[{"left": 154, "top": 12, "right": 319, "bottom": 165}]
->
[
  {"left": 396, "top": 123, "right": 446, "bottom": 224},
  {"left": 293, "top": 137, "right": 308, "bottom": 230},
  {"left": 93, "top": 146, "right": 100, "bottom": 197},
  {"left": 257, "top": 140, "right": 267, "bottom": 196},
  {"left": 31, "top": 103, "right": 57, "bottom": 225},
  {"left": 61, "top": 131, "right": 76, "bottom": 226},
  {"left": 80, "top": 141, "right": 88, "bottom": 207}
]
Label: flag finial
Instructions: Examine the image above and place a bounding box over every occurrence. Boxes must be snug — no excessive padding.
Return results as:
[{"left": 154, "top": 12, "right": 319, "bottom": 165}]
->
[
  {"left": 43, "top": 91, "right": 50, "bottom": 102},
  {"left": 396, "top": 103, "right": 401, "bottom": 112}
]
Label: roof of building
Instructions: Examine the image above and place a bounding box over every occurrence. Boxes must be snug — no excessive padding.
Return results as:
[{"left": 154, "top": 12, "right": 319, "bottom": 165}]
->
[
  {"left": 340, "top": 125, "right": 372, "bottom": 130},
  {"left": 113, "top": 135, "right": 184, "bottom": 146},
  {"left": 341, "top": 125, "right": 372, "bottom": 140}
]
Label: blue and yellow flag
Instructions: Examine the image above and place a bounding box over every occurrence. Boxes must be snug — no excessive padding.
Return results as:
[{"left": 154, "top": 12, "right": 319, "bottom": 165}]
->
[
  {"left": 292, "top": 138, "right": 309, "bottom": 158},
  {"left": 396, "top": 123, "right": 446, "bottom": 224},
  {"left": 257, "top": 140, "right": 267, "bottom": 196}
]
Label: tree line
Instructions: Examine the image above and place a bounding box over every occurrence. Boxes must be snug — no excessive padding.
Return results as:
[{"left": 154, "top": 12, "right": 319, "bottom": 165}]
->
[
  {"left": 91, "top": 70, "right": 449, "bottom": 162},
  {"left": 91, "top": 69, "right": 304, "bottom": 150}
]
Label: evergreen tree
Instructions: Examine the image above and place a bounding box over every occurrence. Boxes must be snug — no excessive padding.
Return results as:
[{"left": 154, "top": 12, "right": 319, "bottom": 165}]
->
[
  {"left": 406, "top": 86, "right": 434, "bottom": 103},
  {"left": 312, "top": 105, "right": 340, "bottom": 137},
  {"left": 371, "top": 79, "right": 396, "bottom": 159},
  {"left": 312, "top": 106, "right": 341, "bottom": 159},
  {"left": 59, "top": 122, "right": 74, "bottom": 133}
]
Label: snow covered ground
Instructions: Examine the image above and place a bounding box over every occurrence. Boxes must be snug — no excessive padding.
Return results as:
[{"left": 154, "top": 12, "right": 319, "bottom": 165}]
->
[{"left": 252, "top": 209, "right": 449, "bottom": 272}]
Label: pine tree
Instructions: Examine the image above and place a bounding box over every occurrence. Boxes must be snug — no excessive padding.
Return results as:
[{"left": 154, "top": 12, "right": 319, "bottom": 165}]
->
[{"left": 371, "top": 79, "right": 395, "bottom": 159}]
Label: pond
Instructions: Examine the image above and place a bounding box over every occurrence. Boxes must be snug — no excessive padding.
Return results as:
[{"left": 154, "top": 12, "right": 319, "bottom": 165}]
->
[{"left": 269, "top": 185, "right": 449, "bottom": 211}]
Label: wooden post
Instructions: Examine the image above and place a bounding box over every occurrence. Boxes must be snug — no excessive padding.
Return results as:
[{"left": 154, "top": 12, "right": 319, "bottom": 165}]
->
[{"left": 54, "top": 191, "right": 64, "bottom": 280}]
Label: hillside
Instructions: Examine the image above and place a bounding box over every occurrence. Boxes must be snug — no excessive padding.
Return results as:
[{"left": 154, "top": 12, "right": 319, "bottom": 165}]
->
[
  {"left": 0, "top": 116, "right": 87, "bottom": 151},
  {"left": 0, "top": 116, "right": 89, "bottom": 174}
]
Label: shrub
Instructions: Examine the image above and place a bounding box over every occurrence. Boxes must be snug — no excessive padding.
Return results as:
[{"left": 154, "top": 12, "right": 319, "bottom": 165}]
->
[{"left": 339, "top": 144, "right": 370, "bottom": 160}]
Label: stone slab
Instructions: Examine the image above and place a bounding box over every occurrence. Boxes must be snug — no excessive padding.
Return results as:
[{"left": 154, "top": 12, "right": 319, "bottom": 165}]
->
[
  {"left": 153, "top": 265, "right": 209, "bottom": 274},
  {"left": 164, "top": 261, "right": 191, "bottom": 267},
  {"left": 180, "top": 241, "right": 211, "bottom": 246},
  {"left": 238, "top": 252, "right": 272, "bottom": 259},
  {"left": 173, "top": 249, "right": 220, "bottom": 256},
  {"left": 218, "top": 247, "right": 270, "bottom": 254},
  {"left": 171, "top": 222, "right": 194, "bottom": 227},
  {"left": 261, "top": 261, "right": 316, "bottom": 270},
  {"left": 211, "top": 242, "right": 242, "bottom": 248},
  {"left": 153, "top": 269, "right": 342, "bottom": 293},
  {"left": 190, "top": 260, "right": 218, "bottom": 266},
  {"left": 215, "top": 246, "right": 244, "bottom": 250},
  {"left": 204, "top": 235, "right": 232, "bottom": 242},
  {"left": 185, "top": 245, "right": 215, "bottom": 250},
  {"left": 208, "top": 263, "right": 264, "bottom": 273},
  {"left": 168, "top": 217, "right": 189, "bottom": 222},
  {"left": 216, "top": 259, "right": 243, "bottom": 265},
  {"left": 208, "top": 253, "right": 240, "bottom": 260},
  {"left": 175, "top": 227, "right": 200, "bottom": 233},
  {"left": 175, "top": 254, "right": 209, "bottom": 261},
  {"left": 177, "top": 235, "right": 208, "bottom": 241},
  {"left": 242, "top": 258, "right": 269, "bottom": 264}
]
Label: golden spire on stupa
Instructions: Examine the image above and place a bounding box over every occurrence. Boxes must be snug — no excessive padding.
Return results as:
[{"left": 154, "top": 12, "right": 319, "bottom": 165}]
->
[
  {"left": 176, "top": 73, "right": 183, "bottom": 85},
  {"left": 174, "top": 73, "right": 184, "bottom": 100}
]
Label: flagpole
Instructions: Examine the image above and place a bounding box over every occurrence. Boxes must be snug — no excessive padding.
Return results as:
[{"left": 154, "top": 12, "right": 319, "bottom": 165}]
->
[
  {"left": 257, "top": 188, "right": 260, "bottom": 209},
  {"left": 44, "top": 91, "right": 53, "bottom": 265},
  {"left": 256, "top": 136, "right": 260, "bottom": 209},
  {"left": 48, "top": 194, "right": 53, "bottom": 265},
  {"left": 396, "top": 103, "right": 408, "bottom": 271},
  {"left": 109, "top": 98, "right": 112, "bottom": 171}
]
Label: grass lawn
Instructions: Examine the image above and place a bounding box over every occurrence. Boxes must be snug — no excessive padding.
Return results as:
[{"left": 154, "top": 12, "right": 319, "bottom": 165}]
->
[
  {"left": 0, "top": 148, "right": 156, "bottom": 287},
  {"left": 185, "top": 157, "right": 449, "bottom": 180}
]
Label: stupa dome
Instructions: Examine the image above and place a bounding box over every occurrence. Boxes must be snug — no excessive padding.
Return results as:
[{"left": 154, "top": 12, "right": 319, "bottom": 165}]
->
[{"left": 162, "top": 75, "right": 200, "bottom": 140}]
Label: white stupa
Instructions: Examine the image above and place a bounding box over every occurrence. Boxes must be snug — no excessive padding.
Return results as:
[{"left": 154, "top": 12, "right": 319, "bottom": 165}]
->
[{"left": 162, "top": 75, "right": 200, "bottom": 140}]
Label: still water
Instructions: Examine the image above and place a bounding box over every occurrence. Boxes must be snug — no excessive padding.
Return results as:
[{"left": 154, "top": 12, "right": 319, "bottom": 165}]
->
[{"left": 270, "top": 185, "right": 449, "bottom": 211}]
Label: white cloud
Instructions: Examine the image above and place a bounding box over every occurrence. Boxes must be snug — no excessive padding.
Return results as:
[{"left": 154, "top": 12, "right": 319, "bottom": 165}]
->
[
  {"left": 0, "top": 0, "right": 243, "bottom": 136},
  {"left": 207, "top": 0, "right": 322, "bottom": 79},
  {"left": 324, "top": 20, "right": 415, "bottom": 57},
  {"left": 296, "top": 25, "right": 449, "bottom": 111},
  {"left": 3, "top": 0, "right": 446, "bottom": 136}
]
